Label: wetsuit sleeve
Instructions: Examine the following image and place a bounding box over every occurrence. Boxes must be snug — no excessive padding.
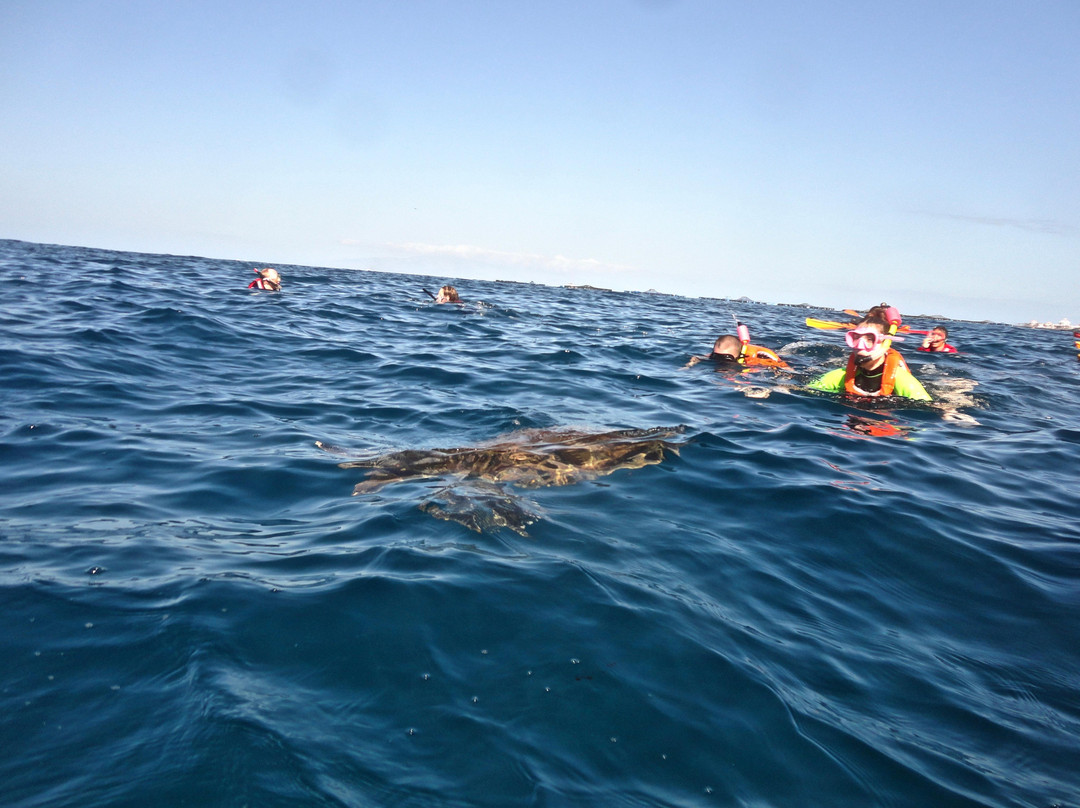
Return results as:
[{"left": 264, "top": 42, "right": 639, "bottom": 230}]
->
[
  {"left": 807, "top": 368, "right": 845, "bottom": 393},
  {"left": 892, "top": 367, "right": 932, "bottom": 400}
]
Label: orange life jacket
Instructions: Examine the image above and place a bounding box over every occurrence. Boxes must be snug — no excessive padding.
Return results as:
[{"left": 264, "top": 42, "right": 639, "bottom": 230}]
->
[
  {"left": 740, "top": 343, "right": 787, "bottom": 368},
  {"left": 844, "top": 348, "right": 905, "bottom": 396}
]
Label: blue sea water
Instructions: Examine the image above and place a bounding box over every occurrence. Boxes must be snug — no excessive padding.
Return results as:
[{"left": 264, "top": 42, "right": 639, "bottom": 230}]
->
[{"left": 1, "top": 238, "right": 1078, "bottom": 808}]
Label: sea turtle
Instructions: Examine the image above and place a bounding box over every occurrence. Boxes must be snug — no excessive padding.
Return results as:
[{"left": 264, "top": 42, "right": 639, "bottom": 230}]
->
[
  {"left": 317, "top": 425, "right": 687, "bottom": 535},
  {"left": 418, "top": 481, "right": 542, "bottom": 537}
]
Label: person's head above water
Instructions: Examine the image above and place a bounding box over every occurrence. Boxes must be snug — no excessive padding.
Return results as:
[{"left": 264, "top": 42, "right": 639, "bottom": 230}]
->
[
  {"left": 248, "top": 267, "right": 282, "bottom": 290},
  {"left": 709, "top": 334, "right": 744, "bottom": 360},
  {"left": 924, "top": 326, "right": 948, "bottom": 346},
  {"left": 684, "top": 327, "right": 787, "bottom": 370},
  {"left": 845, "top": 314, "right": 895, "bottom": 365},
  {"left": 917, "top": 325, "right": 959, "bottom": 353},
  {"left": 435, "top": 285, "right": 460, "bottom": 303}
]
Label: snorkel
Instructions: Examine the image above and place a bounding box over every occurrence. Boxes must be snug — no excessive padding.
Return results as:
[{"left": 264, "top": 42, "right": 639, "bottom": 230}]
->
[
  {"left": 883, "top": 306, "right": 902, "bottom": 350},
  {"left": 733, "top": 314, "right": 750, "bottom": 345},
  {"left": 732, "top": 314, "right": 750, "bottom": 359}
]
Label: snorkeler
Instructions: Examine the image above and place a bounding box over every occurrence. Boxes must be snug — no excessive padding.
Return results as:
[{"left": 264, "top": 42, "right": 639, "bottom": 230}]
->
[
  {"left": 248, "top": 268, "right": 282, "bottom": 291},
  {"left": 684, "top": 323, "right": 788, "bottom": 369},
  {"left": 434, "top": 285, "right": 461, "bottom": 304},
  {"left": 808, "top": 309, "right": 931, "bottom": 400},
  {"left": 918, "top": 326, "right": 957, "bottom": 353}
]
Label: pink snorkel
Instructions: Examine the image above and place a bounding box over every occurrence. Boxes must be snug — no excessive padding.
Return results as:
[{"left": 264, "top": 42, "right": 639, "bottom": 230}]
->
[
  {"left": 733, "top": 314, "right": 750, "bottom": 345},
  {"left": 884, "top": 306, "right": 902, "bottom": 335}
]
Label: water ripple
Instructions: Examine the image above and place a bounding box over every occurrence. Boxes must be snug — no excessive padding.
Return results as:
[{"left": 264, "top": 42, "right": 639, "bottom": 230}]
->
[{"left": 2, "top": 239, "right": 1078, "bottom": 807}]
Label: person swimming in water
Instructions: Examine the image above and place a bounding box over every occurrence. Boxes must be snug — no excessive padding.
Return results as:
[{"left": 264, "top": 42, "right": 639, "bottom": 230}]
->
[
  {"left": 248, "top": 268, "right": 282, "bottom": 291},
  {"left": 918, "top": 326, "right": 957, "bottom": 353},
  {"left": 808, "top": 309, "right": 931, "bottom": 400},
  {"left": 684, "top": 330, "right": 789, "bottom": 369},
  {"left": 434, "top": 285, "right": 460, "bottom": 304}
]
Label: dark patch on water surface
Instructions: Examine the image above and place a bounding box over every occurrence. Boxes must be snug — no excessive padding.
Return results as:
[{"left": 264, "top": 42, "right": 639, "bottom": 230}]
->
[{"left": 319, "top": 425, "right": 688, "bottom": 535}]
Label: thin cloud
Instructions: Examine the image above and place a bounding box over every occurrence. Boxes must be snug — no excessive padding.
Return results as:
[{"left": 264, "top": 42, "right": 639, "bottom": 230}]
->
[
  {"left": 914, "top": 210, "right": 1072, "bottom": 236},
  {"left": 342, "top": 240, "right": 634, "bottom": 275}
]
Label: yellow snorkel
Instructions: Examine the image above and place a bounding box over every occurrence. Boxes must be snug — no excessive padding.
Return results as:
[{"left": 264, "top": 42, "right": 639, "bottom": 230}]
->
[{"left": 883, "top": 306, "right": 902, "bottom": 350}]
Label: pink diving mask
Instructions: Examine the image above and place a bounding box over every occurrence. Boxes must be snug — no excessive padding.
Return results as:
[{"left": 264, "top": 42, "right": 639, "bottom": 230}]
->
[
  {"left": 846, "top": 328, "right": 904, "bottom": 349},
  {"left": 845, "top": 328, "right": 886, "bottom": 350}
]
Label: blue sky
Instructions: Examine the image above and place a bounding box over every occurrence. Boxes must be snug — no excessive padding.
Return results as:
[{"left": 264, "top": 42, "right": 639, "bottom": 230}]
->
[{"left": 2, "top": 1, "right": 1077, "bottom": 323}]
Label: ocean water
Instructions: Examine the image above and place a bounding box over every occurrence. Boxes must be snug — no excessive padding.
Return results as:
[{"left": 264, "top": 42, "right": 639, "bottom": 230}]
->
[{"left": 1, "top": 238, "right": 1078, "bottom": 808}]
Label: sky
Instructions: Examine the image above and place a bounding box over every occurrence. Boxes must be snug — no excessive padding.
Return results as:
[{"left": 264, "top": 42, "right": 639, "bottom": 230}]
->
[{"left": 1, "top": 0, "right": 1077, "bottom": 324}]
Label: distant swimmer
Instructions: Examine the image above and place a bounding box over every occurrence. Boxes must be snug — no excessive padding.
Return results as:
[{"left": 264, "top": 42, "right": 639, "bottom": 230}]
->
[
  {"left": 685, "top": 321, "right": 788, "bottom": 369},
  {"left": 918, "top": 326, "right": 957, "bottom": 353},
  {"left": 248, "top": 268, "right": 281, "bottom": 291},
  {"left": 808, "top": 308, "right": 931, "bottom": 400},
  {"left": 434, "top": 285, "right": 461, "bottom": 304}
]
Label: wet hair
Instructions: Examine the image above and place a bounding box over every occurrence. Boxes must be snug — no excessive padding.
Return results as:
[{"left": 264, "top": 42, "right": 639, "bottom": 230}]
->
[
  {"left": 932, "top": 326, "right": 949, "bottom": 337},
  {"left": 864, "top": 304, "right": 891, "bottom": 322},
  {"left": 856, "top": 312, "right": 890, "bottom": 333},
  {"left": 710, "top": 334, "right": 743, "bottom": 360},
  {"left": 438, "top": 285, "right": 460, "bottom": 302}
]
